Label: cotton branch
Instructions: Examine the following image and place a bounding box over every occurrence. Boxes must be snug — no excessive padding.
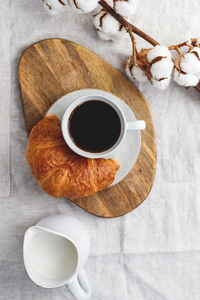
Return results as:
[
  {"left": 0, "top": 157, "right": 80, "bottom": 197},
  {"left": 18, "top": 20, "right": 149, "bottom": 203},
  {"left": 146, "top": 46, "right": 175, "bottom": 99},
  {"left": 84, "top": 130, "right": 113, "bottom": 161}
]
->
[{"left": 98, "top": 0, "right": 200, "bottom": 94}]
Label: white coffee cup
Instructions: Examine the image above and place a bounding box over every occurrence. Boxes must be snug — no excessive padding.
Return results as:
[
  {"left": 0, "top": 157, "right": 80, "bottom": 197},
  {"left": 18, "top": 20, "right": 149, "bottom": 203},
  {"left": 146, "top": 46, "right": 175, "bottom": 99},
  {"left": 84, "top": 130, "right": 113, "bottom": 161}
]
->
[
  {"left": 23, "top": 215, "right": 91, "bottom": 299},
  {"left": 61, "top": 94, "right": 146, "bottom": 159}
]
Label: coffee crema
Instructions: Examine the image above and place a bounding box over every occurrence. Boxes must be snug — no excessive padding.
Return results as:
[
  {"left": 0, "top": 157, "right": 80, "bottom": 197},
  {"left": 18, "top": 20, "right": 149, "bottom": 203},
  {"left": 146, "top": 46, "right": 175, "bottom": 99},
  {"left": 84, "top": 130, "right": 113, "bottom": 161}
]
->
[{"left": 68, "top": 100, "right": 121, "bottom": 153}]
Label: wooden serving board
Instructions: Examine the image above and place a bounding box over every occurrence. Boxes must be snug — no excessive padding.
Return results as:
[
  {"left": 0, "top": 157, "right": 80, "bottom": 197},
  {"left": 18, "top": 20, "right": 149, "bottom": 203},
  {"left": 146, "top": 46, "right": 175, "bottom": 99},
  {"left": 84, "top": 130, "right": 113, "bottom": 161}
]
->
[{"left": 18, "top": 39, "right": 157, "bottom": 218}]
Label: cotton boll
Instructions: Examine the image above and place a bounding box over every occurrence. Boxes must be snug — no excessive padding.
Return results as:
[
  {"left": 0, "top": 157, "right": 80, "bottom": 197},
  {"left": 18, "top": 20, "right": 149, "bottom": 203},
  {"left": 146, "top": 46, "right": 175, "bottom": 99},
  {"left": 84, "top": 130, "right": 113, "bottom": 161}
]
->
[
  {"left": 173, "top": 69, "right": 199, "bottom": 87},
  {"left": 150, "top": 59, "right": 174, "bottom": 80},
  {"left": 180, "top": 49, "right": 200, "bottom": 75},
  {"left": 93, "top": 12, "right": 119, "bottom": 34},
  {"left": 68, "top": 0, "right": 98, "bottom": 13},
  {"left": 152, "top": 78, "right": 171, "bottom": 90},
  {"left": 41, "top": 0, "right": 67, "bottom": 16},
  {"left": 93, "top": 12, "right": 127, "bottom": 41},
  {"left": 147, "top": 45, "right": 172, "bottom": 63},
  {"left": 131, "top": 65, "right": 148, "bottom": 82},
  {"left": 180, "top": 54, "right": 199, "bottom": 74},
  {"left": 114, "top": 0, "right": 138, "bottom": 18},
  {"left": 93, "top": 12, "right": 118, "bottom": 34},
  {"left": 125, "top": 58, "right": 148, "bottom": 83}
]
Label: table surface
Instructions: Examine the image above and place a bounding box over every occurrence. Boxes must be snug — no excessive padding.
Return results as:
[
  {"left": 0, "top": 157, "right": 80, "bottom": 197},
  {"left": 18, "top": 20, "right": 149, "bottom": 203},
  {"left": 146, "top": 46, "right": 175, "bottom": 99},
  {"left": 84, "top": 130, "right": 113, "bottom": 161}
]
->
[{"left": 0, "top": 1, "right": 200, "bottom": 299}]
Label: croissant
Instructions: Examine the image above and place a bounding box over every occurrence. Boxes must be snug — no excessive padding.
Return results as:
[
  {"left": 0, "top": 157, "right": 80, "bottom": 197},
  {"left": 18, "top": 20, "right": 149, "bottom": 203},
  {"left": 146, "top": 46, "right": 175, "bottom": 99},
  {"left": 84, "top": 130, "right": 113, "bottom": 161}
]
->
[{"left": 25, "top": 115, "right": 120, "bottom": 199}]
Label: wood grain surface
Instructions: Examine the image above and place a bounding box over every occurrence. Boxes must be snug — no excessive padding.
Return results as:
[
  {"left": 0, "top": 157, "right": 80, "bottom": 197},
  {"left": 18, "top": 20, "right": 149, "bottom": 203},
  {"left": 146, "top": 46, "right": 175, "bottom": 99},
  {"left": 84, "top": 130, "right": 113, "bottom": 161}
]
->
[{"left": 18, "top": 38, "right": 157, "bottom": 218}]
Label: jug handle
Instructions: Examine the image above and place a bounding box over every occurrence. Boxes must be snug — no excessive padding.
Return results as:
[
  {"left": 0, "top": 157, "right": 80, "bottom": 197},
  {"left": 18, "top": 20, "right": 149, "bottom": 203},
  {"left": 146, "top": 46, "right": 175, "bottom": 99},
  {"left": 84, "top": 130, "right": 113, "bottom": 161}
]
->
[{"left": 67, "top": 269, "right": 91, "bottom": 300}]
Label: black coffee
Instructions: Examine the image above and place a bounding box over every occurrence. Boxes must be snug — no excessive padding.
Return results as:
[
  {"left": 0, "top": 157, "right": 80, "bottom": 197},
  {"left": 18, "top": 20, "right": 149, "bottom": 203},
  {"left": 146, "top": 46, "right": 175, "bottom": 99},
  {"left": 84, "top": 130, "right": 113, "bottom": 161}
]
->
[{"left": 68, "top": 100, "right": 121, "bottom": 153}]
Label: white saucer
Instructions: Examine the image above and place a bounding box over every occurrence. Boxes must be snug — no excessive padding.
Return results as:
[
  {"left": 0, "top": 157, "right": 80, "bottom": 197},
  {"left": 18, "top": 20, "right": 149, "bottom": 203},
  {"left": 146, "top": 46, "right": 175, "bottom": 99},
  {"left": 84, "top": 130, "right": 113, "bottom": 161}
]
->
[{"left": 46, "top": 89, "right": 141, "bottom": 186}]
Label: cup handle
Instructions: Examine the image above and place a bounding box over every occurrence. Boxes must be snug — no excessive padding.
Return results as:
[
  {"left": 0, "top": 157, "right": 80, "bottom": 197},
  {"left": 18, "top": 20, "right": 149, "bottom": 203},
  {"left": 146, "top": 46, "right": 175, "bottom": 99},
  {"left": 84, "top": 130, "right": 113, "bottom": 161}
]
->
[
  {"left": 127, "top": 120, "right": 146, "bottom": 131},
  {"left": 67, "top": 269, "right": 91, "bottom": 300}
]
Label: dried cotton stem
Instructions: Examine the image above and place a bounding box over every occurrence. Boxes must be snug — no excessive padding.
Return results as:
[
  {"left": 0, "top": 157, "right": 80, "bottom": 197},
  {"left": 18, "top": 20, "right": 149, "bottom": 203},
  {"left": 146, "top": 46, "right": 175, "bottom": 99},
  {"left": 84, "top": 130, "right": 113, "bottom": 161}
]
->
[{"left": 98, "top": 0, "right": 200, "bottom": 93}]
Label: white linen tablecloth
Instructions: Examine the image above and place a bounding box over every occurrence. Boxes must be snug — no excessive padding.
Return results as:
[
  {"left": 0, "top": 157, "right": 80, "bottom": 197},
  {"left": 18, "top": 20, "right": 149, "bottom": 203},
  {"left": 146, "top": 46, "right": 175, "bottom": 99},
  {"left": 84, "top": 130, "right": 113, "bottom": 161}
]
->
[
  {"left": 0, "top": 0, "right": 200, "bottom": 299},
  {"left": 0, "top": 2, "right": 11, "bottom": 197}
]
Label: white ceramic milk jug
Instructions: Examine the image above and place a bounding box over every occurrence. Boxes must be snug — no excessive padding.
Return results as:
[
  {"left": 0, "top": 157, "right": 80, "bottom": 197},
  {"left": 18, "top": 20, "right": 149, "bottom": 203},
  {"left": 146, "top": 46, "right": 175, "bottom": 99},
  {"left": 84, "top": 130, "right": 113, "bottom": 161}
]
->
[{"left": 23, "top": 214, "right": 91, "bottom": 299}]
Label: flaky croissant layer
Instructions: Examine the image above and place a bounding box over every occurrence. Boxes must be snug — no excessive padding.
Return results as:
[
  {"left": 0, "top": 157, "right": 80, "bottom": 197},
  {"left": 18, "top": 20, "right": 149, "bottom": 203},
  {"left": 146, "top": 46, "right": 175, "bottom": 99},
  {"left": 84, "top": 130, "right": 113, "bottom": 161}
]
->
[{"left": 25, "top": 115, "right": 120, "bottom": 199}]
